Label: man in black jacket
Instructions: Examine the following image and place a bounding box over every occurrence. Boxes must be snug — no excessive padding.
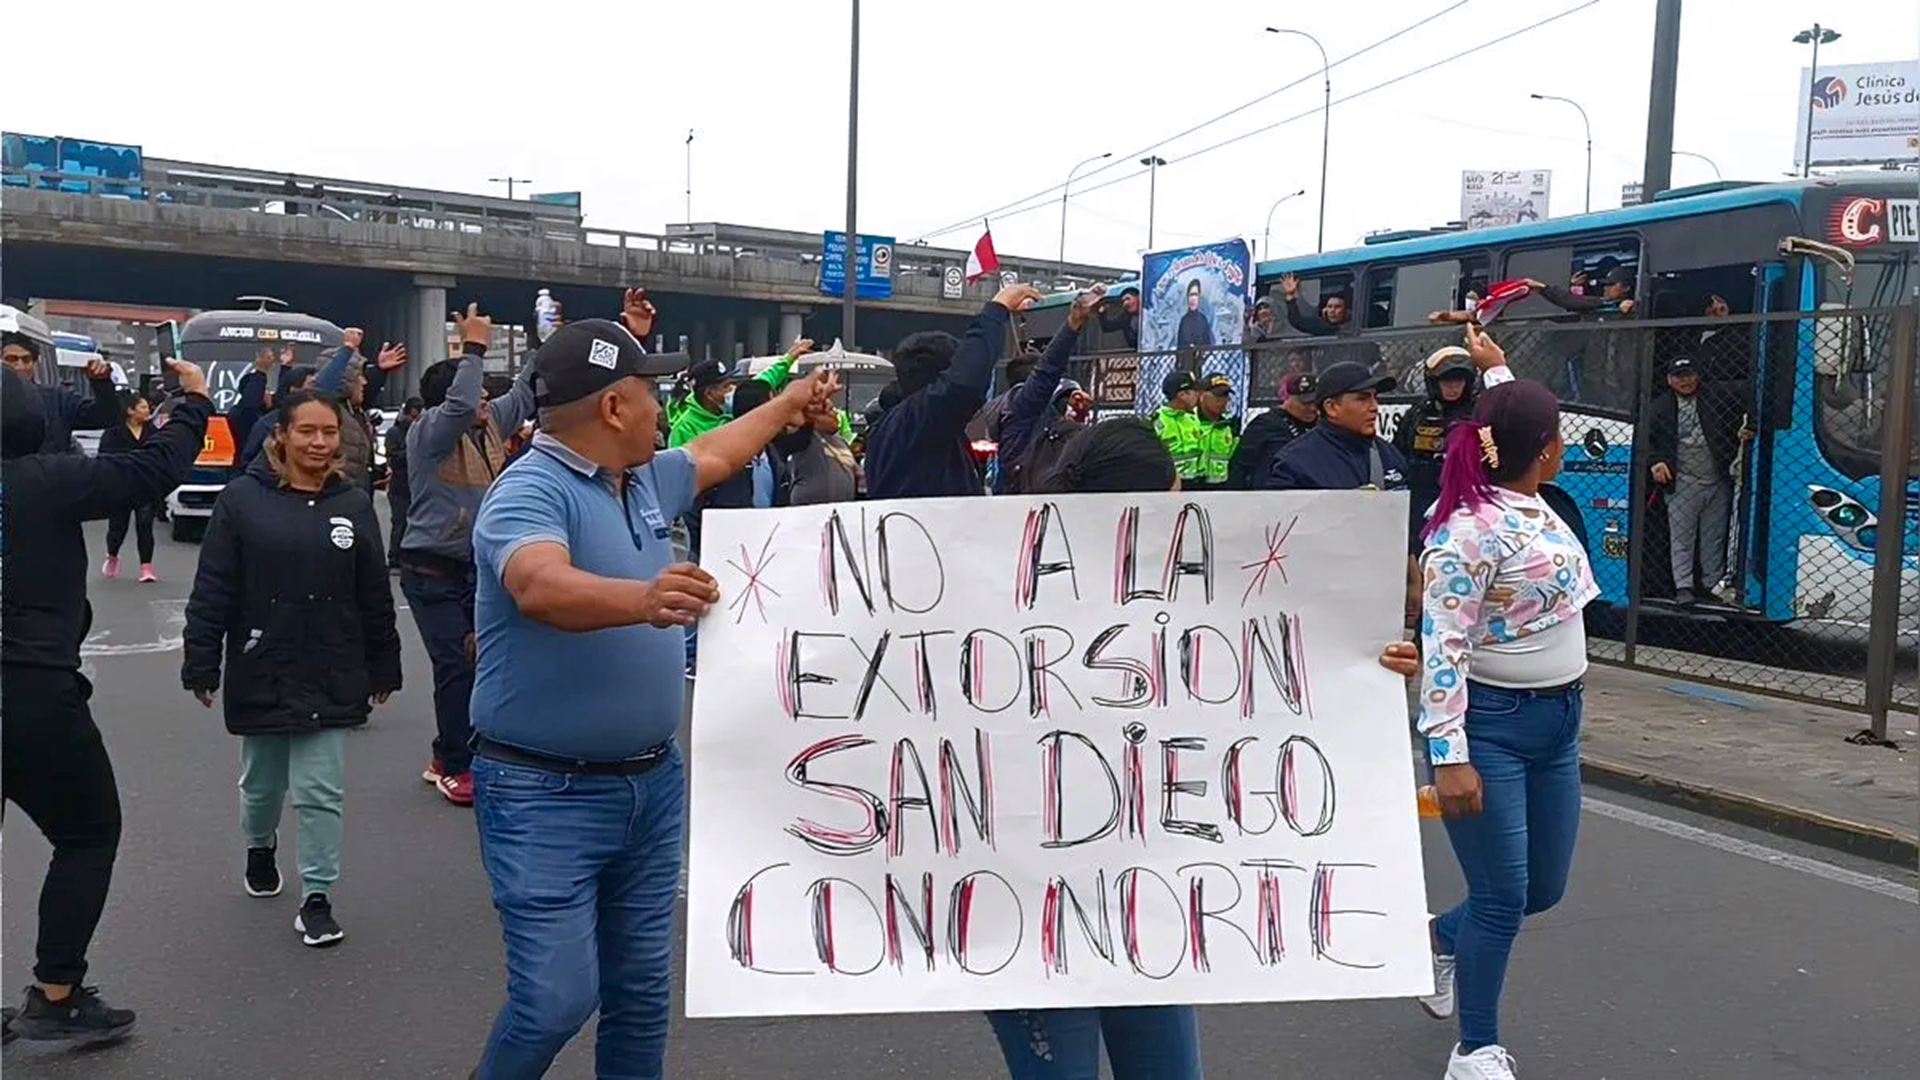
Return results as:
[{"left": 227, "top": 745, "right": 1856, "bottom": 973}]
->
[
  {"left": 1228, "top": 371, "right": 1317, "bottom": 489},
  {"left": 385, "top": 397, "right": 424, "bottom": 567},
  {"left": 2, "top": 332, "right": 121, "bottom": 454},
  {"left": 864, "top": 281, "right": 1044, "bottom": 500},
  {"left": 1648, "top": 355, "right": 1749, "bottom": 604},
  {"left": 1, "top": 361, "right": 212, "bottom": 1043}
]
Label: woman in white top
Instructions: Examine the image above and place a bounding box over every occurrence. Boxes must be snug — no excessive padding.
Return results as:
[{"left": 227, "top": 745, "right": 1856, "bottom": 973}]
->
[{"left": 1411, "top": 344, "right": 1600, "bottom": 1080}]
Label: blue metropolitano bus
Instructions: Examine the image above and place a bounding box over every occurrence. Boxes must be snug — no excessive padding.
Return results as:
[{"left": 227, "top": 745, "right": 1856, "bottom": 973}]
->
[{"left": 1024, "top": 174, "right": 1918, "bottom": 638}]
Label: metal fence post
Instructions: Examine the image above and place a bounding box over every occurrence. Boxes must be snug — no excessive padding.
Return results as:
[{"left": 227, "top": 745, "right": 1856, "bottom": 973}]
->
[
  {"left": 1621, "top": 323, "right": 1656, "bottom": 665},
  {"left": 1864, "top": 304, "right": 1918, "bottom": 740}
]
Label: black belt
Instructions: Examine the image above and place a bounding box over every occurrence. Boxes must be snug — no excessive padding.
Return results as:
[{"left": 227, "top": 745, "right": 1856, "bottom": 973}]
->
[{"left": 470, "top": 734, "right": 672, "bottom": 776}]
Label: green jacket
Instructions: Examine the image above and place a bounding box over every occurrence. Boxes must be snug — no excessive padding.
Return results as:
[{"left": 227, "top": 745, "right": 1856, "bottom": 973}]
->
[
  {"left": 1153, "top": 406, "right": 1206, "bottom": 481},
  {"left": 667, "top": 353, "right": 801, "bottom": 448},
  {"left": 1196, "top": 416, "right": 1240, "bottom": 486}
]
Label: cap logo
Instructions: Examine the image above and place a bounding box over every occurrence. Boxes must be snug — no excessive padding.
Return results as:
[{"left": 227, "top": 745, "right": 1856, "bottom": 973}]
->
[{"left": 587, "top": 338, "right": 621, "bottom": 370}]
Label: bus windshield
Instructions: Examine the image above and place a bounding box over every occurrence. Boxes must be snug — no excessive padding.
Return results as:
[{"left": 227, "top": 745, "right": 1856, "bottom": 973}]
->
[{"left": 1817, "top": 255, "right": 1918, "bottom": 477}]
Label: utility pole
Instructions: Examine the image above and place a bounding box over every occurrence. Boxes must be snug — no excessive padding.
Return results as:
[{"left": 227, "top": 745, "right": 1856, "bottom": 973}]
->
[
  {"left": 843, "top": 0, "right": 861, "bottom": 349},
  {"left": 1639, "top": 0, "right": 1682, "bottom": 203},
  {"left": 488, "top": 176, "right": 528, "bottom": 200},
  {"left": 684, "top": 130, "right": 695, "bottom": 222}
]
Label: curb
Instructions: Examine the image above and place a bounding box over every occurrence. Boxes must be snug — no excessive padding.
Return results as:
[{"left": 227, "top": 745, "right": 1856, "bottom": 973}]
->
[{"left": 1581, "top": 755, "right": 1919, "bottom": 868}]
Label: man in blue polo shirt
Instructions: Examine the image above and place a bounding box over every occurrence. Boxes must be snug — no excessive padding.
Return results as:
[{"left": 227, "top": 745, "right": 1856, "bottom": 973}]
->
[{"left": 467, "top": 316, "right": 835, "bottom": 1079}]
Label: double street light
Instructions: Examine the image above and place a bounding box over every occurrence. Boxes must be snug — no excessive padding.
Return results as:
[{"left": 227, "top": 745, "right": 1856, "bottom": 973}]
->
[
  {"left": 1793, "top": 24, "right": 1842, "bottom": 177},
  {"left": 1140, "top": 155, "right": 1167, "bottom": 250},
  {"left": 1265, "top": 27, "right": 1331, "bottom": 253}
]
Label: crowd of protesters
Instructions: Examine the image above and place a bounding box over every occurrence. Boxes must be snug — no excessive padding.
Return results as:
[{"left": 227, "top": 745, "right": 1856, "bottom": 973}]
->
[{"left": 0, "top": 271, "right": 1628, "bottom": 1080}]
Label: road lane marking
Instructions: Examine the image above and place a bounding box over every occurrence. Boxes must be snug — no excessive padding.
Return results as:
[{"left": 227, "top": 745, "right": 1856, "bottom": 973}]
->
[
  {"left": 80, "top": 600, "right": 188, "bottom": 657},
  {"left": 1585, "top": 797, "right": 1917, "bottom": 905}
]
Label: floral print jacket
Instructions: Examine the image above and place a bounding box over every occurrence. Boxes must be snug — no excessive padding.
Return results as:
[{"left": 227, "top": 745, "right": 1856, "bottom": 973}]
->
[{"left": 1417, "top": 490, "right": 1599, "bottom": 765}]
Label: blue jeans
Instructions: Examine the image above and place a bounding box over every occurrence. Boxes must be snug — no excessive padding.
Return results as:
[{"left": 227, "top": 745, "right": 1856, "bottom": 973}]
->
[
  {"left": 399, "top": 568, "right": 475, "bottom": 774},
  {"left": 472, "top": 748, "right": 686, "bottom": 1080},
  {"left": 985, "top": 1007, "right": 1203, "bottom": 1080},
  {"left": 1433, "top": 682, "right": 1583, "bottom": 1052}
]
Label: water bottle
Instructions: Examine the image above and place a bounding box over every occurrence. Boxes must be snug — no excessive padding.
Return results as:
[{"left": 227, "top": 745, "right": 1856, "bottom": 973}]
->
[{"left": 534, "top": 289, "right": 560, "bottom": 342}]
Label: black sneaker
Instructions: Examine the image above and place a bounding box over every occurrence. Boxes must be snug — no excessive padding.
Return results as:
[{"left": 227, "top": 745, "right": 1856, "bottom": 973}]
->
[
  {"left": 245, "top": 845, "right": 282, "bottom": 898},
  {"left": 12, "top": 985, "right": 136, "bottom": 1043},
  {"left": 294, "top": 893, "right": 344, "bottom": 948}
]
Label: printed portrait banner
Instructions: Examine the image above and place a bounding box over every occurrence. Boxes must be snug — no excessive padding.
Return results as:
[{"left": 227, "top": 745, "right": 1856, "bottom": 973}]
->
[
  {"left": 1137, "top": 241, "right": 1255, "bottom": 412},
  {"left": 686, "top": 490, "right": 1431, "bottom": 1017}
]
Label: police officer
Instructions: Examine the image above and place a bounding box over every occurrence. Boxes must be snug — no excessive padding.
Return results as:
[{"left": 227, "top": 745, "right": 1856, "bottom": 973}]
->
[
  {"left": 1152, "top": 370, "right": 1205, "bottom": 486},
  {"left": 1192, "top": 372, "right": 1240, "bottom": 490},
  {"left": 1393, "top": 345, "right": 1478, "bottom": 546},
  {"left": 1264, "top": 360, "right": 1407, "bottom": 493},
  {"left": 1228, "top": 371, "right": 1317, "bottom": 489}
]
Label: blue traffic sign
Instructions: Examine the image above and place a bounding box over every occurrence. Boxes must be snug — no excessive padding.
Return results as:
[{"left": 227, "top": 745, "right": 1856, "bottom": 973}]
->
[{"left": 820, "top": 231, "right": 894, "bottom": 299}]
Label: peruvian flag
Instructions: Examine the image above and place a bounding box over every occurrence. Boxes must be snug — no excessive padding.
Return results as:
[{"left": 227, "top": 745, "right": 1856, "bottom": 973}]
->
[{"left": 965, "top": 222, "right": 1000, "bottom": 283}]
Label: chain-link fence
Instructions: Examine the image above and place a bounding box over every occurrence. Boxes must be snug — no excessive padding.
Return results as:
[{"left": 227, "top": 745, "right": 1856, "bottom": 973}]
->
[{"left": 1066, "top": 305, "right": 1920, "bottom": 722}]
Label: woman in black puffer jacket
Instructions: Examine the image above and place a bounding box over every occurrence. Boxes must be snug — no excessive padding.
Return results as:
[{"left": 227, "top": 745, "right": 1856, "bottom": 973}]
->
[{"left": 182, "top": 390, "right": 401, "bottom": 949}]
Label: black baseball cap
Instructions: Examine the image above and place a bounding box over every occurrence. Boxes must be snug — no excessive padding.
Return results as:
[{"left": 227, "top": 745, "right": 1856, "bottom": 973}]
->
[
  {"left": 1162, "top": 370, "right": 1198, "bottom": 397},
  {"left": 686, "top": 356, "right": 738, "bottom": 392},
  {"left": 1281, "top": 371, "right": 1316, "bottom": 400},
  {"left": 1668, "top": 355, "right": 1697, "bottom": 375},
  {"left": 1604, "top": 265, "right": 1634, "bottom": 287},
  {"left": 1311, "top": 361, "right": 1396, "bottom": 402},
  {"left": 532, "top": 319, "right": 687, "bottom": 407},
  {"left": 1202, "top": 373, "right": 1234, "bottom": 397},
  {"left": 1254, "top": 297, "right": 1274, "bottom": 311}
]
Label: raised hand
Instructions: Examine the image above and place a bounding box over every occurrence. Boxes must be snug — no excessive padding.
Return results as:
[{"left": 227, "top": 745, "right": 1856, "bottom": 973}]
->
[
  {"left": 452, "top": 302, "right": 493, "bottom": 347},
  {"left": 168, "top": 359, "right": 210, "bottom": 399},
  {"left": 621, "top": 288, "right": 656, "bottom": 339},
  {"left": 376, "top": 342, "right": 409, "bottom": 371},
  {"left": 992, "top": 281, "right": 1044, "bottom": 313},
  {"left": 1066, "top": 285, "right": 1108, "bottom": 332},
  {"left": 343, "top": 327, "right": 366, "bottom": 352}
]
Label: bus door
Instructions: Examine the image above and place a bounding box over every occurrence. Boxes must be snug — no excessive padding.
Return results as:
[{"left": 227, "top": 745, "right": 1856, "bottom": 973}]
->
[{"left": 1738, "top": 260, "right": 1792, "bottom": 618}]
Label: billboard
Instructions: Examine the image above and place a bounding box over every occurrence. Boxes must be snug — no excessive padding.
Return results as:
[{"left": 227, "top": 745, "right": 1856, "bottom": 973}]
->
[
  {"left": 820, "top": 231, "right": 895, "bottom": 300},
  {"left": 1137, "top": 239, "right": 1254, "bottom": 412},
  {"left": 1794, "top": 60, "right": 1920, "bottom": 167},
  {"left": 1461, "top": 170, "right": 1552, "bottom": 229}
]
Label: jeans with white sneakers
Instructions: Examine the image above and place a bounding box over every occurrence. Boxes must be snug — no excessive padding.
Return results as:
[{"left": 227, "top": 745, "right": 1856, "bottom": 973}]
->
[{"left": 1433, "top": 682, "right": 1582, "bottom": 1052}]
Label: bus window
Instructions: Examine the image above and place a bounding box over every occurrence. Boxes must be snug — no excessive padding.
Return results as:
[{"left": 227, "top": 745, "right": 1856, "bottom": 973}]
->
[
  {"left": 1366, "top": 259, "right": 1463, "bottom": 329},
  {"left": 1363, "top": 269, "right": 1394, "bottom": 329},
  {"left": 1816, "top": 257, "right": 1919, "bottom": 479},
  {"left": 1572, "top": 239, "right": 1640, "bottom": 296},
  {"left": 1501, "top": 247, "right": 1576, "bottom": 319},
  {"left": 1285, "top": 273, "right": 1355, "bottom": 336},
  {"left": 1457, "top": 255, "right": 1491, "bottom": 309}
]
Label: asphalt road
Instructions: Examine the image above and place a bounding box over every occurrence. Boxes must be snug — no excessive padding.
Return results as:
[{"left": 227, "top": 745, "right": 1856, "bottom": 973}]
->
[{"left": 4, "top": 521, "right": 1916, "bottom": 1079}]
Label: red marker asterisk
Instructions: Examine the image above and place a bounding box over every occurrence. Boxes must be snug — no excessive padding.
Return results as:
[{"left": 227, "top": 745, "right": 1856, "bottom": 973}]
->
[
  {"left": 1239, "top": 517, "right": 1296, "bottom": 605},
  {"left": 726, "top": 527, "right": 783, "bottom": 624}
]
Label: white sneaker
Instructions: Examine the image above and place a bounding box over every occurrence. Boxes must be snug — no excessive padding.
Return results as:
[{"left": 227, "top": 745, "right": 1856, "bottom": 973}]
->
[
  {"left": 1418, "top": 950, "right": 1457, "bottom": 1020},
  {"left": 1445, "top": 1044, "right": 1517, "bottom": 1079}
]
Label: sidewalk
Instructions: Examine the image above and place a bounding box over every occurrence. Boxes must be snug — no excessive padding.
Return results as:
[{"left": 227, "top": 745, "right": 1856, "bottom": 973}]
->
[{"left": 1576, "top": 663, "right": 1918, "bottom": 865}]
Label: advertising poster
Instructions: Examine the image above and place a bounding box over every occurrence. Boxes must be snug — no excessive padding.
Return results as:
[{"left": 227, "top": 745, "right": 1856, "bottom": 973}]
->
[
  {"left": 1794, "top": 61, "right": 1920, "bottom": 167},
  {"left": 1460, "top": 170, "right": 1552, "bottom": 229},
  {"left": 685, "top": 491, "right": 1433, "bottom": 1017}
]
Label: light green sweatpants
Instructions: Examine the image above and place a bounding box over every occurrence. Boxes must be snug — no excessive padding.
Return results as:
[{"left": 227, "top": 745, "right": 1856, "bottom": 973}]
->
[{"left": 238, "top": 729, "right": 345, "bottom": 898}]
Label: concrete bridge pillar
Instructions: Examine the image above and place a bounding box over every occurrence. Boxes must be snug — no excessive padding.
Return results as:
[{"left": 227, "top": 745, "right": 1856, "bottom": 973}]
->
[
  {"left": 406, "top": 274, "right": 454, "bottom": 399},
  {"left": 779, "top": 306, "right": 807, "bottom": 351},
  {"left": 719, "top": 317, "right": 739, "bottom": 364},
  {"left": 747, "top": 313, "right": 771, "bottom": 357}
]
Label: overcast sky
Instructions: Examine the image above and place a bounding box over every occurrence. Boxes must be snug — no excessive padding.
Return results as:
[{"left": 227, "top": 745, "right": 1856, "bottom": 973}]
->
[{"left": 7, "top": 0, "right": 1918, "bottom": 272}]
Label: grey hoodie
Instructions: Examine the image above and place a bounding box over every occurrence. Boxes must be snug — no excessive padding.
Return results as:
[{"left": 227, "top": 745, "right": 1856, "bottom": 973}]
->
[{"left": 399, "top": 346, "right": 536, "bottom": 566}]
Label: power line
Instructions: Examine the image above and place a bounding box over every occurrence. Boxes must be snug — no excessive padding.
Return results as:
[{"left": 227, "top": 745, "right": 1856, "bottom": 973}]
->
[
  {"left": 909, "top": 1, "right": 1472, "bottom": 242},
  {"left": 917, "top": 0, "right": 1603, "bottom": 243}
]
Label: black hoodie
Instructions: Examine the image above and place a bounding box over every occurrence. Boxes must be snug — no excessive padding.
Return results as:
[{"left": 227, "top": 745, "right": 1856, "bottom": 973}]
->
[
  {"left": 1, "top": 371, "right": 212, "bottom": 670},
  {"left": 182, "top": 455, "right": 401, "bottom": 735}
]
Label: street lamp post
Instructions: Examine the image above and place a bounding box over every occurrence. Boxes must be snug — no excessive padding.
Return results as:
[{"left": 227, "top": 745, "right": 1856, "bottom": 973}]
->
[
  {"left": 1673, "top": 150, "right": 1722, "bottom": 180},
  {"left": 1793, "top": 24, "right": 1842, "bottom": 177},
  {"left": 1059, "top": 152, "right": 1111, "bottom": 276},
  {"left": 843, "top": 0, "right": 861, "bottom": 348},
  {"left": 1140, "top": 156, "right": 1167, "bottom": 250},
  {"left": 488, "top": 176, "right": 528, "bottom": 200},
  {"left": 1531, "top": 93, "right": 1592, "bottom": 213},
  {"left": 1265, "top": 27, "right": 1331, "bottom": 253},
  {"left": 1262, "top": 188, "right": 1308, "bottom": 259}
]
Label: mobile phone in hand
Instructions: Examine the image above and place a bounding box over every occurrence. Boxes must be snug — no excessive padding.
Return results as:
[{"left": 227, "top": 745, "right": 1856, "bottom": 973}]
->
[{"left": 156, "top": 321, "right": 180, "bottom": 390}]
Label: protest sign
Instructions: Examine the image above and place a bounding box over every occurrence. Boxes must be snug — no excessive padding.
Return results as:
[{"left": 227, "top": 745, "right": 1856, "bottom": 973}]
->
[{"left": 686, "top": 490, "right": 1431, "bottom": 1017}]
